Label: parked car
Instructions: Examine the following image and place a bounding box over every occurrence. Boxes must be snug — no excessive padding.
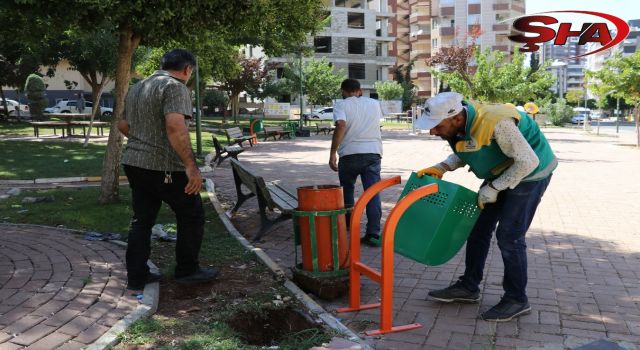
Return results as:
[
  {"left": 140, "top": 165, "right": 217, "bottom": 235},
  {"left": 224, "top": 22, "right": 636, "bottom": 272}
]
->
[
  {"left": 308, "top": 107, "right": 334, "bottom": 120},
  {"left": 44, "top": 100, "right": 113, "bottom": 118},
  {"left": 0, "top": 98, "right": 29, "bottom": 117},
  {"left": 571, "top": 114, "right": 591, "bottom": 124}
]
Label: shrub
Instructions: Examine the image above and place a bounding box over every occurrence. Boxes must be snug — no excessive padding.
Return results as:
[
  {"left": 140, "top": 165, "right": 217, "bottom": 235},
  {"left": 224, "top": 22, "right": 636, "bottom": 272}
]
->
[
  {"left": 373, "top": 80, "right": 403, "bottom": 100},
  {"left": 25, "top": 74, "right": 48, "bottom": 120},
  {"left": 541, "top": 98, "right": 573, "bottom": 126}
]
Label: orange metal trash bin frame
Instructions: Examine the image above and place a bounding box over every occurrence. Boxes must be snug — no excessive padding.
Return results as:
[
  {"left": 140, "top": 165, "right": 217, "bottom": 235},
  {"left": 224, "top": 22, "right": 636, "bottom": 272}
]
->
[
  {"left": 336, "top": 176, "right": 439, "bottom": 336},
  {"left": 249, "top": 118, "right": 260, "bottom": 145}
]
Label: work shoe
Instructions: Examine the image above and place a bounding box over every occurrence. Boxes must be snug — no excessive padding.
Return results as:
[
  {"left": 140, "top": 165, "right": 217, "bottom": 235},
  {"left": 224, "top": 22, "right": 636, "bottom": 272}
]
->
[
  {"left": 127, "top": 271, "right": 162, "bottom": 290},
  {"left": 175, "top": 267, "right": 220, "bottom": 285},
  {"left": 480, "top": 298, "right": 531, "bottom": 322},
  {"left": 360, "top": 234, "right": 381, "bottom": 247},
  {"left": 427, "top": 281, "right": 480, "bottom": 303}
]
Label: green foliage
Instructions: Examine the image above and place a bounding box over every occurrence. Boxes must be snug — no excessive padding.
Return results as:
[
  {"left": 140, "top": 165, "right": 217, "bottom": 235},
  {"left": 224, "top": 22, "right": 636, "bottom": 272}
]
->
[
  {"left": 373, "top": 81, "right": 404, "bottom": 100},
  {"left": 565, "top": 89, "right": 584, "bottom": 106},
  {"left": 24, "top": 74, "right": 47, "bottom": 119},
  {"left": 433, "top": 48, "right": 555, "bottom": 104},
  {"left": 587, "top": 51, "right": 640, "bottom": 108},
  {"left": 202, "top": 89, "right": 229, "bottom": 115},
  {"left": 134, "top": 47, "right": 164, "bottom": 78},
  {"left": 541, "top": 98, "right": 573, "bottom": 126},
  {"left": 302, "top": 58, "right": 344, "bottom": 107},
  {"left": 394, "top": 62, "right": 417, "bottom": 110}
]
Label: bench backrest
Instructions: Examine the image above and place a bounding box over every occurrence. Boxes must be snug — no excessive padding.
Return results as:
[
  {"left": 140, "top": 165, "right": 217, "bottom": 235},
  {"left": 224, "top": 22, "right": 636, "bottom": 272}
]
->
[
  {"left": 263, "top": 126, "right": 284, "bottom": 132},
  {"left": 226, "top": 127, "right": 244, "bottom": 139},
  {"left": 230, "top": 159, "right": 275, "bottom": 209},
  {"left": 212, "top": 136, "right": 224, "bottom": 155}
]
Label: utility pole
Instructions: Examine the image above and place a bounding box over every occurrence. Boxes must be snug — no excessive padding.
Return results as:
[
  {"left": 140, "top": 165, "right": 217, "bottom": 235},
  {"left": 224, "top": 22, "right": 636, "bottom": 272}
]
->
[
  {"left": 298, "top": 52, "right": 304, "bottom": 129},
  {"left": 616, "top": 97, "right": 620, "bottom": 134}
]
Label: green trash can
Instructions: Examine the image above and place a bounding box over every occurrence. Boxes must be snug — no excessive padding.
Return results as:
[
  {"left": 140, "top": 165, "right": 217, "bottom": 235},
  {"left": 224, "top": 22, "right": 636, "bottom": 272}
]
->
[
  {"left": 249, "top": 117, "right": 263, "bottom": 133},
  {"left": 394, "top": 173, "right": 481, "bottom": 266}
]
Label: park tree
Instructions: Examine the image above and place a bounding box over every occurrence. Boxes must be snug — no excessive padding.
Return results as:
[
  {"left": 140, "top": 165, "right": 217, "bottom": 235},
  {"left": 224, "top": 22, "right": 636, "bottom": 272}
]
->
[
  {"left": 394, "top": 61, "right": 417, "bottom": 110},
  {"left": 24, "top": 74, "right": 48, "bottom": 120},
  {"left": 431, "top": 48, "right": 555, "bottom": 104},
  {"left": 219, "top": 55, "right": 270, "bottom": 123},
  {"left": 565, "top": 89, "right": 585, "bottom": 106},
  {"left": 587, "top": 51, "right": 640, "bottom": 146},
  {"left": 300, "top": 58, "right": 344, "bottom": 110},
  {"left": 62, "top": 25, "right": 121, "bottom": 146},
  {"left": 6, "top": 0, "right": 326, "bottom": 203},
  {"left": 373, "top": 81, "right": 404, "bottom": 100}
]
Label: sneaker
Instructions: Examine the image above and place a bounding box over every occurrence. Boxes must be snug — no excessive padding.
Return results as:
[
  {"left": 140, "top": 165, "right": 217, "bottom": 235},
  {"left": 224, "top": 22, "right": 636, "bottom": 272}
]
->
[
  {"left": 480, "top": 298, "right": 531, "bottom": 322},
  {"left": 360, "top": 234, "right": 381, "bottom": 247},
  {"left": 427, "top": 281, "right": 480, "bottom": 303},
  {"left": 175, "top": 267, "right": 220, "bottom": 285},
  {"left": 127, "top": 271, "right": 162, "bottom": 290}
]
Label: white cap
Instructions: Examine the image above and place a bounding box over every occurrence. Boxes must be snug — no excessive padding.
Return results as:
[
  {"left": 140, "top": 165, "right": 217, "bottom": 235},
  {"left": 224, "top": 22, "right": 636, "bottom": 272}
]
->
[{"left": 415, "top": 92, "right": 464, "bottom": 130}]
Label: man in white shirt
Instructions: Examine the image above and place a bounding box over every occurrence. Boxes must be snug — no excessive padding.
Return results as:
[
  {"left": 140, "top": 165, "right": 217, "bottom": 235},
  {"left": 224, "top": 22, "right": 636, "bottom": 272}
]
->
[{"left": 329, "top": 79, "right": 383, "bottom": 247}]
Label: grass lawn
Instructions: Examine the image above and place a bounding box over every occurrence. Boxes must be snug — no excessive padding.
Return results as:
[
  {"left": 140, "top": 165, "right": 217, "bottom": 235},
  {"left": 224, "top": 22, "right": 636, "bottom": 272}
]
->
[
  {"left": 0, "top": 186, "right": 334, "bottom": 348},
  {"left": 0, "top": 121, "right": 35, "bottom": 136},
  {"left": 0, "top": 140, "right": 109, "bottom": 179}
]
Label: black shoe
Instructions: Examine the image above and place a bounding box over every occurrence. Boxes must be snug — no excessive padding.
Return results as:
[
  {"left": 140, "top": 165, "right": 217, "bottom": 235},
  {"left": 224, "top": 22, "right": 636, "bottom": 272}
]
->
[
  {"left": 175, "top": 267, "right": 220, "bottom": 285},
  {"left": 427, "top": 281, "right": 480, "bottom": 303},
  {"left": 360, "top": 234, "right": 381, "bottom": 247},
  {"left": 480, "top": 298, "right": 531, "bottom": 322},
  {"left": 127, "top": 272, "right": 162, "bottom": 290}
]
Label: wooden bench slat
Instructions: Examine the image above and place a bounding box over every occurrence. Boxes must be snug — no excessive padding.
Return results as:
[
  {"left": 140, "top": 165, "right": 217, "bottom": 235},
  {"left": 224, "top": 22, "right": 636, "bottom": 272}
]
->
[{"left": 266, "top": 183, "right": 298, "bottom": 211}]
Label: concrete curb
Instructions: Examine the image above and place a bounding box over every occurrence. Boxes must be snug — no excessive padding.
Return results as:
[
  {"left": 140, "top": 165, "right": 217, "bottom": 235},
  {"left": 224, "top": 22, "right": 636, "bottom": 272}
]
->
[
  {"left": 1, "top": 223, "right": 160, "bottom": 350},
  {"left": 204, "top": 178, "right": 373, "bottom": 350}
]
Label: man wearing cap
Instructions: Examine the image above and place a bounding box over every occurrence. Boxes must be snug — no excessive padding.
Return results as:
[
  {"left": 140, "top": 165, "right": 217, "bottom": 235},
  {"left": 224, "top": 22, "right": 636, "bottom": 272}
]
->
[{"left": 416, "top": 92, "right": 557, "bottom": 321}]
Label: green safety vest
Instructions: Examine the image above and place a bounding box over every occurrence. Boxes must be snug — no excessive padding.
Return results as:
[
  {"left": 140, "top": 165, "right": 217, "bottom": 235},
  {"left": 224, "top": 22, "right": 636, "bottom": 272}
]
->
[{"left": 452, "top": 101, "right": 557, "bottom": 181}]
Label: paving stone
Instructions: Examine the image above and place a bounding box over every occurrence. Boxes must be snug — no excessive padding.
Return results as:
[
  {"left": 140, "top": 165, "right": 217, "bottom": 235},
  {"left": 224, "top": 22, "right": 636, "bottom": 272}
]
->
[
  {"left": 23, "top": 332, "right": 73, "bottom": 350},
  {"left": 11, "top": 324, "right": 56, "bottom": 346},
  {"left": 74, "top": 323, "right": 110, "bottom": 344}
]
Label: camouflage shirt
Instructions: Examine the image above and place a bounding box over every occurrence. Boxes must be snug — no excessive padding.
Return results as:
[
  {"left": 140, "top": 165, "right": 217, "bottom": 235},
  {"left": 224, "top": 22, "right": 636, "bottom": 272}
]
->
[{"left": 121, "top": 70, "right": 192, "bottom": 172}]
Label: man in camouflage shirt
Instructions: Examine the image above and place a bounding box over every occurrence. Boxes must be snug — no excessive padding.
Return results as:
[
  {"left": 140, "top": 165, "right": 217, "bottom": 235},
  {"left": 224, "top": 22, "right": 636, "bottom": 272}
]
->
[{"left": 118, "top": 49, "right": 218, "bottom": 290}]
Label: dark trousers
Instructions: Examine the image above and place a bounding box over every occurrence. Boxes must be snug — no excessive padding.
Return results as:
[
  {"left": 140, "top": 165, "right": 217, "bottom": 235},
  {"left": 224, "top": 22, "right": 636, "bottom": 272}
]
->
[
  {"left": 124, "top": 165, "right": 205, "bottom": 286},
  {"left": 338, "top": 153, "right": 382, "bottom": 236},
  {"left": 460, "top": 175, "right": 552, "bottom": 303}
]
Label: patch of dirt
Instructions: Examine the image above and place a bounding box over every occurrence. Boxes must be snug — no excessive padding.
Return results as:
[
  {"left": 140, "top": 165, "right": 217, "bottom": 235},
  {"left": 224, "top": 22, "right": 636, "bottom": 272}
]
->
[{"left": 228, "top": 307, "right": 319, "bottom": 345}]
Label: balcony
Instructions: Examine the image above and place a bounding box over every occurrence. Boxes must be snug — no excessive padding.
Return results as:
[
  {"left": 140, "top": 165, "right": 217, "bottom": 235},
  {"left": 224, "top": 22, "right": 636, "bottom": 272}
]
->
[
  {"left": 493, "top": 3, "right": 510, "bottom": 11},
  {"left": 410, "top": 34, "right": 431, "bottom": 42},
  {"left": 440, "top": 26, "right": 455, "bottom": 36},
  {"left": 493, "top": 24, "right": 509, "bottom": 31},
  {"left": 440, "top": 6, "right": 454, "bottom": 16},
  {"left": 492, "top": 45, "right": 509, "bottom": 52}
]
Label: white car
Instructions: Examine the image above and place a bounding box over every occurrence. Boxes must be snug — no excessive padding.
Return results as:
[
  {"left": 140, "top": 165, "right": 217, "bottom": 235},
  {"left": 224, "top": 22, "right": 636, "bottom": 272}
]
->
[
  {"left": 0, "top": 98, "right": 29, "bottom": 117},
  {"left": 308, "top": 107, "right": 334, "bottom": 120},
  {"left": 571, "top": 114, "right": 591, "bottom": 124},
  {"left": 45, "top": 100, "right": 113, "bottom": 117}
]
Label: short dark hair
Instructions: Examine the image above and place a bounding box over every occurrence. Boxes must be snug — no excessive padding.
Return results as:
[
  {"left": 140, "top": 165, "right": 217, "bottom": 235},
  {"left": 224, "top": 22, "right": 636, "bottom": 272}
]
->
[
  {"left": 161, "top": 49, "right": 196, "bottom": 71},
  {"left": 341, "top": 78, "right": 360, "bottom": 93}
]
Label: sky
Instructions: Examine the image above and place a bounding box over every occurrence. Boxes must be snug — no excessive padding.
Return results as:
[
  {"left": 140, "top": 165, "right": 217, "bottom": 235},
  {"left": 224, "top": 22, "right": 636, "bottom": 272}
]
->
[{"left": 525, "top": 0, "right": 640, "bottom": 22}]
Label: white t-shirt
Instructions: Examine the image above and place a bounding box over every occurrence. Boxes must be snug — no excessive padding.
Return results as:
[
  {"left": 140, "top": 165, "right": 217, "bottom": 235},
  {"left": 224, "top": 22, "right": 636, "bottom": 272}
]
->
[{"left": 333, "top": 96, "right": 383, "bottom": 157}]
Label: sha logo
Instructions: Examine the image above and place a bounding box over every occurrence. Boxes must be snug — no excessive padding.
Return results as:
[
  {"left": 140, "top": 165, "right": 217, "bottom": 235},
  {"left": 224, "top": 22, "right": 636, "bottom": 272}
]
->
[{"left": 508, "top": 11, "right": 630, "bottom": 59}]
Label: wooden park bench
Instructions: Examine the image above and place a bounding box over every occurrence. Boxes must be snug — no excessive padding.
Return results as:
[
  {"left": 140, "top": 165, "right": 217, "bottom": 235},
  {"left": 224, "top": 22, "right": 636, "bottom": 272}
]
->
[
  {"left": 229, "top": 159, "right": 298, "bottom": 241},
  {"left": 29, "top": 121, "right": 69, "bottom": 138},
  {"left": 212, "top": 136, "right": 244, "bottom": 166},
  {"left": 225, "top": 126, "right": 254, "bottom": 147},
  {"left": 315, "top": 122, "right": 335, "bottom": 135},
  {"left": 69, "top": 121, "right": 110, "bottom": 136},
  {"left": 262, "top": 126, "right": 292, "bottom": 141}
]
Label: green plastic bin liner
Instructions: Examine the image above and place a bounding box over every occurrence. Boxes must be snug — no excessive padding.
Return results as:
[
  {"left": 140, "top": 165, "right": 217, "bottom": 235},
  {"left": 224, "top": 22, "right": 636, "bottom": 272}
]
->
[{"left": 394, "top": 172, "right": 481, "bottom": 266}]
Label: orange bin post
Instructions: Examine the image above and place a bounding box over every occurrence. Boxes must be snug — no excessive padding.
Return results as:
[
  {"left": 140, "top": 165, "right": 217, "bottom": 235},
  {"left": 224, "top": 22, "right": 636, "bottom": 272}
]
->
[{"left": 297, "top": 185, "right": 349, "bottom": 272}]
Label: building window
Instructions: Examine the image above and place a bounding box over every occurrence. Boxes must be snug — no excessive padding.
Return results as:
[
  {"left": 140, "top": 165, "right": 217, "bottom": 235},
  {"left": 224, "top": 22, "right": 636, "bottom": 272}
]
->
[
  {"left": 348, "top": 12, "right": 365, "bottom": 29},
  {"left": 276, "top": 68, "right": 284, "bottom": 79},
  {"left": 468, "top": 14, "right": 480, "bottom": 25},
  {"left": 376, "top": 43, "right": 382, "bottom": 56},
  {"left": 323, "top": 11, "right": 331, "bottom": 27},
  {"left": 335, "top": 0, "right": 346, "bottom": 7},
  {"left": 432, "top": 38, "right": 438, "bottom": 49},
  {"left": 432, "top": 18, "right": 439, "bottom": 30},
  {"left": 348, "top": 38, "right": 365, "bottom": 54},
  {"left": 348, "top": 63, "right": 365, "bottom": 79},
  {"left": 370, "top": 92, "right": 379, "bottom": 99},
  {"left": 315, "top": 37, "right": 332, "bottom": 53},
  {"left": 624, "top": 45, "right": 636, "bottom": 53}
]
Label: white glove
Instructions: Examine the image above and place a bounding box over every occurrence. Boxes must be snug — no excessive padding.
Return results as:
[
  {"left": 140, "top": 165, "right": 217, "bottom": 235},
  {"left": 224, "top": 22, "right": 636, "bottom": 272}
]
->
[{"left": 477, "top": 183, "right": 500, "bottom": 209}]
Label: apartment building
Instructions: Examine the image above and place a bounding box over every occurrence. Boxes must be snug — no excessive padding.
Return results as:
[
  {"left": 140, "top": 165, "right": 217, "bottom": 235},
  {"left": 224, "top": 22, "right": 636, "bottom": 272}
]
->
[
  {"left": 389, "top": 0, "right": 432, "bottom": 98},
  {"left": 619, "top": 19, "right": 640, "bottom": 56},
  {"left": 268, "top": 0, "right": 395, "bottom": 99},
  {"left": 391, "top": 0, "right": 524, "bottom": 96},
  {"left": 541, "top": 38, "right": 586, "bottom": 92}
]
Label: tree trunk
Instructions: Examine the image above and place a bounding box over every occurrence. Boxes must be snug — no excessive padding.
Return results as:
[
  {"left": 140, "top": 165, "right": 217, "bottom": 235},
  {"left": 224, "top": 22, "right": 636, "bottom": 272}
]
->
[
  {"left": 0, "top": 86, "right": 8, "bottom": 120},
  {"left": 99, "top": 25, "right": 140, "bottom": 204},
  {"left": 84, "top": 82, "right": 105, "bottom": 147},
  {"left": 635, "top": 105, "right": 639, "bottom": 148}
]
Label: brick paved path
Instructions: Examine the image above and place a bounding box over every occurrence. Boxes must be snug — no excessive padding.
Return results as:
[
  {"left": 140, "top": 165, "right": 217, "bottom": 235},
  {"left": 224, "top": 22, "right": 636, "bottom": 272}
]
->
[
  {"left": 213, "top": 128, "right": 640, "bottom": 349},
  {"left": 0, "top": 224, "right": 138, "bottom": 349}
]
